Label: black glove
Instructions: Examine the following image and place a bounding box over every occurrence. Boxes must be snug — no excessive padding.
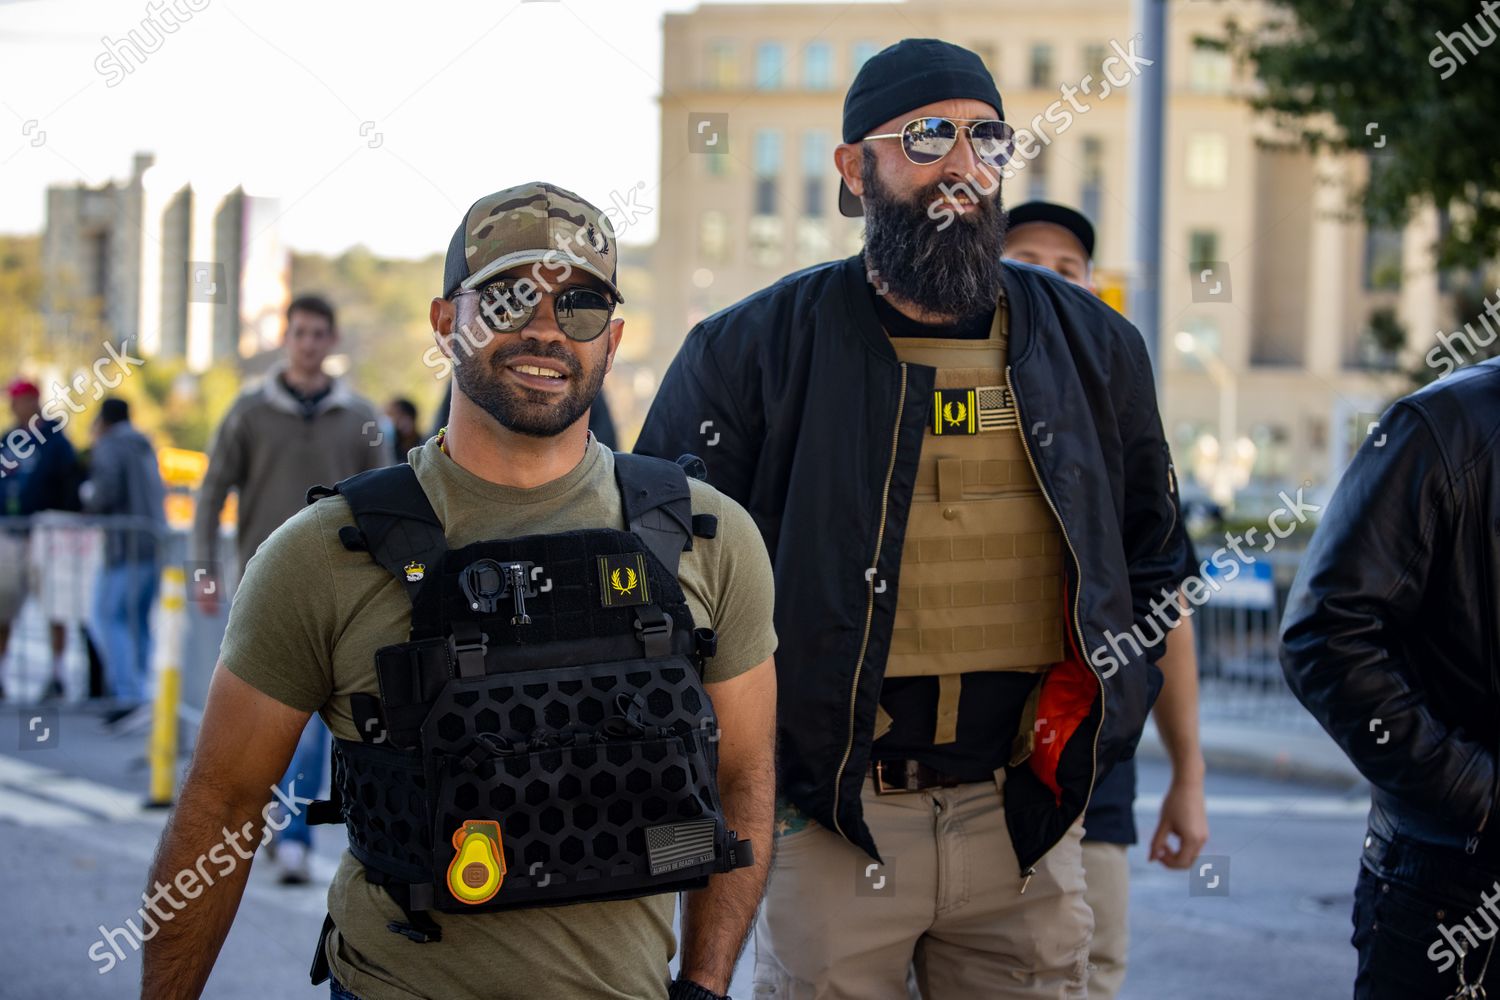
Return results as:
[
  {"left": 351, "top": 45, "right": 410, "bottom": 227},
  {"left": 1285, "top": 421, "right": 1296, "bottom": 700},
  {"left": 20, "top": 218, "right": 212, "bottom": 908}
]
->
[{"left": 668, "top": 977, "right": 729, "bottom": 1000}]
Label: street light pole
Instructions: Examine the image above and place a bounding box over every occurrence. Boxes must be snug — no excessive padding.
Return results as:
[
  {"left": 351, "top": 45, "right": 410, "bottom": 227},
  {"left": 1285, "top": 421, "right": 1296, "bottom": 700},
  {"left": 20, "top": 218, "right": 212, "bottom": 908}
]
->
[{"left": 1129, "top": 0, "right": 1168, "bottom": 381}]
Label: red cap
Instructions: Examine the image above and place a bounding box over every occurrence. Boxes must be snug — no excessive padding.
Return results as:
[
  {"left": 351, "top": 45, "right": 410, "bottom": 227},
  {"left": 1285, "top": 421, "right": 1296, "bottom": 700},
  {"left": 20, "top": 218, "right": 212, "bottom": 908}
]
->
[{"left": 6, "top": 379, "right": 39, "bottom": 399}]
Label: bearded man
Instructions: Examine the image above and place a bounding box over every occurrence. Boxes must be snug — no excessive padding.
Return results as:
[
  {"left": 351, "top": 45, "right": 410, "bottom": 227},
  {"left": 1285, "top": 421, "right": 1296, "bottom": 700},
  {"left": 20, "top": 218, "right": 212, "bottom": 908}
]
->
[{"left": 635, "top": 38, "right": 1190, "bottom": 999}]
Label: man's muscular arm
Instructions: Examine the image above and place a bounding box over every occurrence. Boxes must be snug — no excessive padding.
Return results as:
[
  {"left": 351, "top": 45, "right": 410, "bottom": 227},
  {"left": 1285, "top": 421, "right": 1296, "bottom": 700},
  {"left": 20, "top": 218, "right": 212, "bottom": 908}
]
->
[
  {"left": 677, "top": 657, "right": 777, "bottom": 996},
  {"left": 141, "top": 667, "right": 308, "bottom": 999}
]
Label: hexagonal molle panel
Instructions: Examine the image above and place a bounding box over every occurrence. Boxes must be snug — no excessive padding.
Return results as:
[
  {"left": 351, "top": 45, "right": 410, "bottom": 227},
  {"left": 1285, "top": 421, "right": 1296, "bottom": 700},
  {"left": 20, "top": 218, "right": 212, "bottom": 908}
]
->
[
  {"left": 525, "top": 779, "right": 551, "bottom": 807},
  {"left": 558, "top": 774, "right": 582, "bottom": 800},
  {"left": 646, "top": 689, "right": 673, "bottom": 718},
  {"left": 592, "top": 831, "right": 619, "bottom": 859},
  {"left": 560, "top": 835, "right": 584, "bottom": 864},
  {"left": 392, "top": 820, "right": 412, "bottom": 843},
  {"left": 454, "top": 690, "right": 480, "bottom": 708},
  {"left": 578, "top": 697, "right": 604, "bottom": 726},
  {"left": 437, "top": 713, "right": 466, "bottom": 744},
  {"left": 558, "top": 679, "right": 583, "bottom": 696},
  {"left": 590, "top": 675, "right": 618, "bottom": 692},
  {"left": 682, "top": 689, "right": 702, "bottom": 714},
  {"left": 489, "top": 784, "right": 517, "bottom": 812},
  {"left": 508, "top": 705, "right": 537, "bottom": 733},
  {"left": 625, "top": 768, "right": 651, "bottom": 795},
  {"left": 643, "top": 796, "right": 668, "bottom": 821},
  {"left": 454, "top": 783, "right": 479, "bottom": 812},
  {"left": 573, "top": 804, "right": 599, "bottom": 831},
  {"left": 508, "top": 812, "right": 532, "bottom": 838},
  {"left": 522, "top": 683, "right": 549, "bottom": 699},
  {"left": 542, "top": 699, "right": 569, "bottom": 729},
  {"left": 662, "top": 765, "right": 687, "bottom": 793},
  {"left": 607, "top": 799, "right": 634, "bottom": 829},
  {"left": 642, "top": 741, "right": 668, "bottom": 764},
  {"left": 539, "top": 806, "right": 565, "bottom": 835},
  {"left": 474, "top": 708, "right": 501, "bottom": 733},
  {"left": 361, "top": 784, "right": 378, "bottom": 809},
  {"left": 590, "top": 772, "right": 617, "bottom": 799}
]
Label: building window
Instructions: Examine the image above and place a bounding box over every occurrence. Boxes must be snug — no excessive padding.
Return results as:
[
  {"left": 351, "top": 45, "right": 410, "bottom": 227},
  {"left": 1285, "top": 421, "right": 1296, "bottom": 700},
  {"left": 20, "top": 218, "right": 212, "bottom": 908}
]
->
[
  {"left": 1080, "top": 136, "right": 1103, "bottom": 224},
  {"left": 1188, "top": 47, "right": 1232, "bottom": 94},
  {"left": 705, "top": 41, "right": 737, "bottom": 89},
  {"left": 1029, "top": 44, "right": 1053, "bottom": 88},
  {"left": 851, "top": 41, "right": 879, "bottom": 78},
  {"left": 1363, "top": 226, "right": 1404, "bottom": 291},
  {"left": 749, "top": 216, "right": 784, "bottom": 268},
  {"left": 1249, "top": 423, "right": 1291, "bottom": 482},
  {"left": 804, "top": 42, "right": 833, "bottom": 90},
  {"left": 754, "top": 129, "right": 782, "bottom": 216},
  {"left": 699, "top": 211, "right": 729, "bottom": 264},
  {"left": 755, "top": 43, "right": 785, "bottom": 89},
  {"left": 705, "top": 148, "right": 729, "bottom": 177},
  {"left": 797, "top": 219, "right": 831, "bottom": 261},
  {"left": 801, "top": 129, "right": 830, "bottom": 217},
  {"left": 1082, "top": 43, "right": 1107, "bottom": 79},
  {"left": 1185, "top": 133, "right": 1229, "bottom": 189},
  {"left": 1027, "top": 148, "right": 1048, "bottom": 201},
  {"left": 1188, "top": 229, "right": 1220, "bottom": 268}
]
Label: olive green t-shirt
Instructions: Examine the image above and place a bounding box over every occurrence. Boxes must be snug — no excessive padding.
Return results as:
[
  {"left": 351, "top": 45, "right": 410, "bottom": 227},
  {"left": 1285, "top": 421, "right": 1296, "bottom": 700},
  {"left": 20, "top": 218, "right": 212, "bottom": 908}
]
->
[{"left": 220, "top": 436, "right": 777, "bottom": 1000}]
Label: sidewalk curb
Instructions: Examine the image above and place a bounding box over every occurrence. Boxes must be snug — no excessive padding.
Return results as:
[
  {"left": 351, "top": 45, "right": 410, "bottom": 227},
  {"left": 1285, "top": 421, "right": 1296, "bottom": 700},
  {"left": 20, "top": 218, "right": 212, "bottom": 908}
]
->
[{"left": 1137, "top": 726, "right": 1368, "bottom": 791}]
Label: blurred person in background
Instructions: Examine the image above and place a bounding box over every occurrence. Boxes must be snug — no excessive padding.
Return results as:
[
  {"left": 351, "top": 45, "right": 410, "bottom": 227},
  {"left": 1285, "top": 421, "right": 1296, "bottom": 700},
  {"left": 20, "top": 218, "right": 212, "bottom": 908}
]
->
[
  {"left": 1281, "top": 357, "right": 1500, "bottom": 999},
  {"left": 637, "top": 39, "right": 1190, "bottom": 999},
  {"left": 383, "top": 396, "right": 422, "bottom": 463},
  {"left": 0, "top": 377, "right": 83, "bottom": 703},
  {"left": 191, "top": 294, "right": 386, "bottom": 884},
  {"left": 81, "top": 397, "right": 167, "bottom": 723},
  {"left": 1005, "top": 201, "right": 1208, "bottom": 999}
]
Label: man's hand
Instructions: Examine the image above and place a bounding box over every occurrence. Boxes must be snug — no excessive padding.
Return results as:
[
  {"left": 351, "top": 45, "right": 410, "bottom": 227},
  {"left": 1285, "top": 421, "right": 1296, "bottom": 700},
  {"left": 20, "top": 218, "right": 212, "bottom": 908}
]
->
[
  {"left": 141, "top": 666, "right": 308, "bottom": 999},
  {"left": 679, "top": 658, "right": 776, "bottom": 995},
  {"left": 1149, "top": 774, "right": 1209, "bottom": 868}
]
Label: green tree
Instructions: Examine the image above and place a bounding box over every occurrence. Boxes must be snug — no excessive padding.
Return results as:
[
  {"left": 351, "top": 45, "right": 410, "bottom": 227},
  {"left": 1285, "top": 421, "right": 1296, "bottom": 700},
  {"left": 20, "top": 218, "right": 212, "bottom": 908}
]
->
[{"left": 1227, "top": 1, "right": 1500, "bottom": 270}]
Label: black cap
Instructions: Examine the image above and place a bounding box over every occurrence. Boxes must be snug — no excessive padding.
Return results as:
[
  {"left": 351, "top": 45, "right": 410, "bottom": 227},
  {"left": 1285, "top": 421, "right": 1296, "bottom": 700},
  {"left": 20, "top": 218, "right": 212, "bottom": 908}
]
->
[
  {"left": 1005, "top": 201, "right": 1096, "bottom": 259},
  {"left": 838, "top": 38, "right": 1005, "bottom": 218},
  {"left": 99, "top": 397, "right": 130, "bottom": 426}
]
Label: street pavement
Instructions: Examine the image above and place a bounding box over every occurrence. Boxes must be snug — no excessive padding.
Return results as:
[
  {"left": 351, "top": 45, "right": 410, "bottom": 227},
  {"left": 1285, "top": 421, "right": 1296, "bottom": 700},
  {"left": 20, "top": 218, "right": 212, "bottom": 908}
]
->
[{"left": 0, "top": 702, "right": 1368, "bottom": 1000}]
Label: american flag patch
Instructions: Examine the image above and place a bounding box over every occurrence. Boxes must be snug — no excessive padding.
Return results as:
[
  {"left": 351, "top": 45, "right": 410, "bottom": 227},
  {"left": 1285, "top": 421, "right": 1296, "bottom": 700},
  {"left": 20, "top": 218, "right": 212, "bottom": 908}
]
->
[
  {"left": 976, "top": 385, "right": 1018, "bottom": 432},
  {"left": 645, "top": 819, "right": 717, "bottom": 875}
]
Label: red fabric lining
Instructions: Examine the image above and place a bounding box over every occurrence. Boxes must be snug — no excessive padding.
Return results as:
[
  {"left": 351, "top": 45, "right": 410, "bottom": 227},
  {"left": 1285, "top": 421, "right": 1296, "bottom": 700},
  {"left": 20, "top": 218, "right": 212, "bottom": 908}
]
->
[{"left": 1027, "top": 583, "right": 1098, "bottom": 803}]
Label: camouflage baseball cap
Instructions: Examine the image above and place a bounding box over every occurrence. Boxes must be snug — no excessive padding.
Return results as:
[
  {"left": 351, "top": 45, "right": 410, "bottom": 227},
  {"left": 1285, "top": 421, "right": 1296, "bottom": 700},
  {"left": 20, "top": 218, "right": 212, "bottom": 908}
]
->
[{"left": 442, "top": 182, "right": 622, "bottom": 303}]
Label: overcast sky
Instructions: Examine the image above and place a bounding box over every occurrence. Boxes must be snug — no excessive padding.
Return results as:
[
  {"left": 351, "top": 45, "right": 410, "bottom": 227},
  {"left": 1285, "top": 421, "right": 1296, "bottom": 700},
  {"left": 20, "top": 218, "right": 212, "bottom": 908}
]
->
[{"left": 0, "top": 0, "right": 873, "bottom": 258}]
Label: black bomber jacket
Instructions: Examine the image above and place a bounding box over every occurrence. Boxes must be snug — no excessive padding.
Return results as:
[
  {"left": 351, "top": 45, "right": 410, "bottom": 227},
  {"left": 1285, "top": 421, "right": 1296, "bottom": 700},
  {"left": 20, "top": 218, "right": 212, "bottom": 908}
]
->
[{"left": 635, "top": 256, "right": 1189, "bottom": 870}]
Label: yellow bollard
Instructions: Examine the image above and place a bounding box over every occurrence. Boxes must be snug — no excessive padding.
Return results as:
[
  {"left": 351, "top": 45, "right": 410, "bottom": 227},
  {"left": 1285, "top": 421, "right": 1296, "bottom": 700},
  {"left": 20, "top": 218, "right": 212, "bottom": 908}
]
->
[{"left": 146, "top": 565, "right": 187, "bottom": 808}]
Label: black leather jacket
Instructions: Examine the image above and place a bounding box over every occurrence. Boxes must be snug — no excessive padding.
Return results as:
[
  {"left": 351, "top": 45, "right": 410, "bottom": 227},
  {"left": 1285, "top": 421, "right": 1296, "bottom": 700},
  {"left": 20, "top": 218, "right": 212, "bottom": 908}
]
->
[
  {"left": 1281, "top": 357, "right": 1500, "bottom": 852},
  {"left": 636, "top": 256, "right": 1188, "bottom": 870}
]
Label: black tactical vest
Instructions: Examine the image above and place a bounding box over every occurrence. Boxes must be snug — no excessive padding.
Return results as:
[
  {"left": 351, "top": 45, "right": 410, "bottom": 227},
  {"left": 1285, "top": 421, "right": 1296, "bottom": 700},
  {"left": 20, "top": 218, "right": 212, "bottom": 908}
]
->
[{"left": 301, "top": 451, "right": 753, "bottom": 981}]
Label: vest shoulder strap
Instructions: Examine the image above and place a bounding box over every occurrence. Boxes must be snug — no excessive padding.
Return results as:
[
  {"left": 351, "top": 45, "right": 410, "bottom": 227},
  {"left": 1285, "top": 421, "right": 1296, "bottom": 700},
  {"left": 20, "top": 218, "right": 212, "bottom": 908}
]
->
[
  {"left": 308, "top": 464, "right": 446, "bottom": 607},
  {"left": 613, "top": 452, "right": 695, "bottom": 578}
]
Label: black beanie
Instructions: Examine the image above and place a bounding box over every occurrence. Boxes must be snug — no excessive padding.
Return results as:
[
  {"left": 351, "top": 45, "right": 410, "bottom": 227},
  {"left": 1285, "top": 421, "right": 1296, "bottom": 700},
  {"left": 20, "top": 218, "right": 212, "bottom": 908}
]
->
[{"left": 838, "top": 38, "right": 1004, "bottom": 216}]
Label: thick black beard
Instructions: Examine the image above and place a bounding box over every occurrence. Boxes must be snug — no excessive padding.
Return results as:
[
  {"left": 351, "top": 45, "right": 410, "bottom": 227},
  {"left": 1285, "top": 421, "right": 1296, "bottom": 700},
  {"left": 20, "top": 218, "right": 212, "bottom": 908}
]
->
[
  {"left": 860, "top": 148, "right": 1008, "bottom": 319},
  {"left": 452, "top": 311, "right": 607, "bottom": 438}
]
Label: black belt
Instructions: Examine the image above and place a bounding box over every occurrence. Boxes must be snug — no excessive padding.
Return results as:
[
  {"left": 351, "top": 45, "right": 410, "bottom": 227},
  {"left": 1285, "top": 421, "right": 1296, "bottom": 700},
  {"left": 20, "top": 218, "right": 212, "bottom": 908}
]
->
[{"left": 869, "top": 758, "right": 967, "bottom": 794}]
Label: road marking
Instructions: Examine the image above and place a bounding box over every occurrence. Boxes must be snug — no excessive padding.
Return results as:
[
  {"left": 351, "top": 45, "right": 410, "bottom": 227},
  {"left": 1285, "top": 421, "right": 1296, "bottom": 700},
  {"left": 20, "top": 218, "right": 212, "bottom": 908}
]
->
[
  {"left": 1136, "top": 792, "right": 1369, "bottom": 819},
  {"left": 0, "top": 754, "right": 150, "bottom": 824}
]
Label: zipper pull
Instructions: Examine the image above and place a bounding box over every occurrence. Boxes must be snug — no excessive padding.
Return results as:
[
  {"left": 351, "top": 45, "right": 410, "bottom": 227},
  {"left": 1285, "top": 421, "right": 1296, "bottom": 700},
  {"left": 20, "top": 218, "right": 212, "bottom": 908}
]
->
[
  {"left": 1468, "top": 834, "right": 1481, "bottom": 856},
  {"left": 1019, "top": 866, "right": 1036, "bottom": 895}
]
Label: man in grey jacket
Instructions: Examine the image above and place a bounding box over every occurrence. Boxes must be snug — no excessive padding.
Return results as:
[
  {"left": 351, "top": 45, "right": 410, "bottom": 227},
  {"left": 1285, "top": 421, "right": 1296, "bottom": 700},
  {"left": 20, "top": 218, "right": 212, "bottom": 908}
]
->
[
  {"left": 191, "top": 293, "right": 386, "bottom": 883},
  {"left": 84, "top": 398, "right": 167, "bottom": 709}
]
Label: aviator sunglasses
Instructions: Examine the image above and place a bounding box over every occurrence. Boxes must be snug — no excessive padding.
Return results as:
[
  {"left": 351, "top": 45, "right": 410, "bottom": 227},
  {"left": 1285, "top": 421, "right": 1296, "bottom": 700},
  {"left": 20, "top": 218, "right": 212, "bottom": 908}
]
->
[
  {"left": 863, "top": 116, "right": 1017, "bottom": 167},
  {"left": 455, "top": 278, "right": 617, "bottom": 342}
]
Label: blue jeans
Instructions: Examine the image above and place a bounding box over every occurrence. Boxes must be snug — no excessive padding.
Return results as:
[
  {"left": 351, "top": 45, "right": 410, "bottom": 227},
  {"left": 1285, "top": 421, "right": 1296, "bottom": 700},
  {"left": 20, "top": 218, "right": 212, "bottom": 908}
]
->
[
  {"left": 273, "top": 716, "right": 328, "bottom": 848},
  {"left": 329, "top": 977, "right": 361, "bottom": 999},
  {"left": 1353, "top": 828, "right": 1500, "bottom": 998},
  {"left": 93, "top": 560, "right": 158, "bottom": 703}
]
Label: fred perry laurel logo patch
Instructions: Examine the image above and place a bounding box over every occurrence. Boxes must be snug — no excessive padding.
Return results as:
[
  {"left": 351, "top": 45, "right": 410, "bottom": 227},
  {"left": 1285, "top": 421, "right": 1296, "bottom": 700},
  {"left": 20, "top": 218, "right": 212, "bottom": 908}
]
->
[{"left": 598, "top": 552, "right": 651, "bottom": 608}]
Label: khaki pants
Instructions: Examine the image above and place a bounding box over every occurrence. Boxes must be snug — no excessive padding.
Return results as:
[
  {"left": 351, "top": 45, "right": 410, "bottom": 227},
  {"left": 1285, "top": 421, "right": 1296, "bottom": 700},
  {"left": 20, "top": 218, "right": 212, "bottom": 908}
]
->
[
  {"left": 1081, "top": 841, "right": 1130, "bottom": 999},
  {"left": 753, "top": 772, "right": 1092, "bottom": 1000}
]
